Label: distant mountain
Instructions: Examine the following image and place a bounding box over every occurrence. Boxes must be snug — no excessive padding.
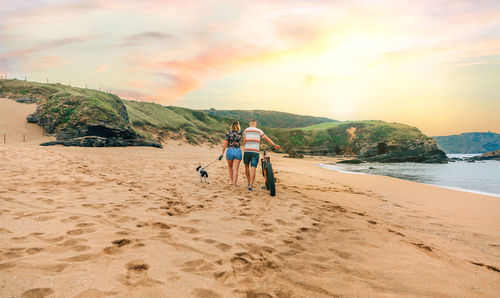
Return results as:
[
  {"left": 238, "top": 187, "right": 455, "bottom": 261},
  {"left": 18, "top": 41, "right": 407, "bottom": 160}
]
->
[
  {"left": 205, "top": 109, "right": 336, "bottom": 128},
  {"left": 433, "top": 132, "right": 500, "bottom": 153}
]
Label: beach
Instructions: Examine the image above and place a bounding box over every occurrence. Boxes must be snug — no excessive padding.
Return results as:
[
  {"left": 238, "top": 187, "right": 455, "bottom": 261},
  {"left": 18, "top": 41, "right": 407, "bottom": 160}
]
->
[{"left": 1, "top": 99, "right": 500, "bottom": 297}]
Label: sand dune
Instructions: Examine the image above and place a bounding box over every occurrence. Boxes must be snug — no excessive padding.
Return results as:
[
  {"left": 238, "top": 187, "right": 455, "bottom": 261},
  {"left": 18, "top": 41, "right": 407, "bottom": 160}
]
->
[
  {"left": 0, "top": 101, "right": 499, "bottom": 297},
  {"left": 0, "top": 98, "right": 53, "bottom": 144}
]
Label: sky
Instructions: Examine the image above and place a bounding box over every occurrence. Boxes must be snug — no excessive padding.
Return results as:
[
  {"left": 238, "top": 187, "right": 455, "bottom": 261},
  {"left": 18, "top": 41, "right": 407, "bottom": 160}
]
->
[{"left": 0, "top": 0, "right": 499, "bottom": 136}]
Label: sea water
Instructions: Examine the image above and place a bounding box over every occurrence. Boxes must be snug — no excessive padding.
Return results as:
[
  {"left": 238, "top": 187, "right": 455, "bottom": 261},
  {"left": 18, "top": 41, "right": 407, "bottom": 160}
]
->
[{"left": 320, "top": 154, "right": 500, "bottom": 197}]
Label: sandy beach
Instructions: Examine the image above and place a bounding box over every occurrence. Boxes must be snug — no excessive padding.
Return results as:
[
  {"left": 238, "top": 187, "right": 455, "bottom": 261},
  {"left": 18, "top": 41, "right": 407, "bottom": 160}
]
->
[{"left": 1, "top": 99, "right": 499, "bottom": 297}]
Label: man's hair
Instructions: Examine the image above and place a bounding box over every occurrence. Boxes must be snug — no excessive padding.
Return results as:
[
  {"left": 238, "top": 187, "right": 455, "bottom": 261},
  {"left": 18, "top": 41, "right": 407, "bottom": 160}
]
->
[{"left": 250, "top": 119, "right": 257, "bottom": 125}]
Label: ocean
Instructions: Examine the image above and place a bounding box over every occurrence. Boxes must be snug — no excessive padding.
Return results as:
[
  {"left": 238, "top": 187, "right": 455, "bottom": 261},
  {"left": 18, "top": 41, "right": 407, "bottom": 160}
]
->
[{"left": 320, "top": 154, "right": 500, "bottom": 197}]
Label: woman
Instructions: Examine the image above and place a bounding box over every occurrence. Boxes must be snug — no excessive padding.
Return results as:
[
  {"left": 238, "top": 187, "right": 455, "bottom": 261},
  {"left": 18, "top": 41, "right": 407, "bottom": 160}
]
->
[{"left": 220, "top": 121, "right": 242, "bottom": 186}]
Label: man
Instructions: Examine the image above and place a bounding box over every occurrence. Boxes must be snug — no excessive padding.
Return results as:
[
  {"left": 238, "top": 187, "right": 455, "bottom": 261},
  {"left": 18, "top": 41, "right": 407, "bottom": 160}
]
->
[{"left": 242, "top": 119, "right": 279, "bottom": 191}]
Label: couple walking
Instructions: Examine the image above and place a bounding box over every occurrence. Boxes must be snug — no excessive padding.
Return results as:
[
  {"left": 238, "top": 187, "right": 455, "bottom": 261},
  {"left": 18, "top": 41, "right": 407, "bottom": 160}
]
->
[{"left": 219, "top": 120, "right": 279, "bottom": 191}]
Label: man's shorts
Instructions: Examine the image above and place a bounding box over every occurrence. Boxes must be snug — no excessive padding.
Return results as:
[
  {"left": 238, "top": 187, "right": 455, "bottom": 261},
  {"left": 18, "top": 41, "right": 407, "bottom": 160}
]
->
[
  {"left": 243, "top": 151, "right": 259, "bottom": 167},
  {"left": 226, "top": 147, "right": 242, "bottom": 160}
]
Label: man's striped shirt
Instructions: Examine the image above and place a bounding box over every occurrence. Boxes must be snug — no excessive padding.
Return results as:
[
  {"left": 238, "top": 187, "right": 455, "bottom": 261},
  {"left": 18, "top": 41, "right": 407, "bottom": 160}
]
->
[{"left": 243, "top": 127, "right": 265, "bottom": 152}]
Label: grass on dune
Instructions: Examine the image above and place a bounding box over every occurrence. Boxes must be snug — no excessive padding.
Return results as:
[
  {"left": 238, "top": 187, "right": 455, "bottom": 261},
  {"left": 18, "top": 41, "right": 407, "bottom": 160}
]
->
[{"left": 123, "top": 100, "right": 246, "bottom": 144}]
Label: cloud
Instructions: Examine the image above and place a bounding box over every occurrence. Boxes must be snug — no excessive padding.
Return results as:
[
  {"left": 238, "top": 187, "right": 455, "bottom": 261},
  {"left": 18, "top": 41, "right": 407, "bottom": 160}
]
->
[
  {"left": 0, "top": 36, "right": 92, "bottom": 74},
  {"left": 2, "top": 36, "right": 92, "bottom": 59},
  {"left": 28, "top": 55, "right": 67, "bottom": 72},
  {"left": 118, "top": 31, "right": 176, "bottom": 47},
  {"left": 96, "top": 64, "right": 110, "bottom": 72}
]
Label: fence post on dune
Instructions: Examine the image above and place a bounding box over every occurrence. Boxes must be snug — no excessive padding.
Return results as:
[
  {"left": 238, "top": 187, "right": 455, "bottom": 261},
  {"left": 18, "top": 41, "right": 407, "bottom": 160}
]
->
[{"left": 3, "top": 134, "right": 5, "bottom": 143}]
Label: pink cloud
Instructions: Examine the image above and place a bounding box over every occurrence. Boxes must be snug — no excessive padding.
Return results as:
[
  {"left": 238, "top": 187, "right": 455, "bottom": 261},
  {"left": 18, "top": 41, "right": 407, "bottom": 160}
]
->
[
  {"left": 96, "top": 64, "right": 110, "bottom": 72},
  {"left": 1, "top": 36, "right": 93, "bottom": 59},
  {"left": 27, "top": 55, "right": 67, "bottom": 72}
]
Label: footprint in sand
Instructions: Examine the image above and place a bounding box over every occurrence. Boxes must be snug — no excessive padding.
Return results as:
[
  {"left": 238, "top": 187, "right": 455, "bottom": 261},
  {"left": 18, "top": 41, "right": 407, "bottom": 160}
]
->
[
  {"left": 26, "top": 247, "right": 44, "bottom": 255},
  {"left": 102, "top": 238, "right": 134, "bottom": 255},
  {"left": 192, "top": 288, "right": 221, "bottom": 298},
  {"left": 240, "top": 229, "right": 256, "bottom": 237},
  {"left": 66, "top": 228, "right": 96, "bottom": 236},
  {"left": 20, "top": 288, "right": 54, "bottom": 298},
  {"left": 215, "top": 243, "right": 232, "bottom": 252},
  {"left": 121, "top": 259, "right": 162, "bottom": 287},
  {"left": 59, "top": 253, "right": 98, "bottom": 262},
  {"left": 0, "top": 228, "right": 12, "bottom": 234},
  {"left": 230, "top": 253, "right": 252, "bottom": 273},
  {"left": 2, "top": 250, "right": 24, "bottom": 259},
  {"left": 71, "top": 245, "right": 91, "bottom": 252},
  {"left": 0, "top": 262, "right": 17, "bottom": 270},
  {"left": 75, "top": 222, "right": 95, "bottom": 228},
  {"left": 73, "top": 289, "right": 119, "bottom": 298},
  {"left": 179, "top": 226, "right": 199, "bottom": 234},
  {"left": 151, "top": 222, "right": 171, "bottom": 230},
  {"left": 34, "top": 215, "right": 56, "bottom": 222}
]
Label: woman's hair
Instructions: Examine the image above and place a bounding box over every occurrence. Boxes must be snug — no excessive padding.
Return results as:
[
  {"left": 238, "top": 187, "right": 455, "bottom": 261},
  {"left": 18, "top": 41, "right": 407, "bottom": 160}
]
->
[{"left": 230, "top": 120, "right": 241, "bottom": 132}]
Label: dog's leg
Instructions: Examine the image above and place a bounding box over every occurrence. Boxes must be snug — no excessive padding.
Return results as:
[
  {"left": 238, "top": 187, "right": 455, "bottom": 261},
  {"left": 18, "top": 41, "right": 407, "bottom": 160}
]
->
[{"left": 206, "top": 177, "right": 210, "bottom": 184}]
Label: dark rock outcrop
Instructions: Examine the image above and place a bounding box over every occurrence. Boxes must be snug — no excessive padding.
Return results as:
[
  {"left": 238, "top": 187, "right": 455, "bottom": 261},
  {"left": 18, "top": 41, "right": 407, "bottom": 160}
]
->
[
  {"left": 287, "top": 149, "right": 304, "bottom": 159},
  {"left": 363, "top": 148, "right": 447, "bottom": 163},
  {"left": 467, "top": 149, "right": 500, "bottom": 161},
  {"left": 41, "top": 136, "right": 162, "bottom": 148},
  {"left": 16, "top": 97, "right": 38, "bottom": 104},
  {"left": 337, "top": 159, "right": 364, "bottom": 164},
  {"left": 359, "top": 139, "right": 447, "bottom": 163}
]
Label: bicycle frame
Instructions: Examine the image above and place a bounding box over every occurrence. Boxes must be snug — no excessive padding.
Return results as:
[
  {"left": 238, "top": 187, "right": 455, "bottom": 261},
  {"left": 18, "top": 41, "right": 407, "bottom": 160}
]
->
[{"left": 261, "top": 149, "right": 270, "bottom": 177}]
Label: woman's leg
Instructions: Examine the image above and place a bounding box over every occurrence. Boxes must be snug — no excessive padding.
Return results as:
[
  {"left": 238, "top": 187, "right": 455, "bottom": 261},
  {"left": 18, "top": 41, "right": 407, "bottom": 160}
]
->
[
  {"left": 232, "top": 159, "right": 241, "bottom": 186},
  {"left": 226, "top": 159, "right": 234, "bottom": 184}
]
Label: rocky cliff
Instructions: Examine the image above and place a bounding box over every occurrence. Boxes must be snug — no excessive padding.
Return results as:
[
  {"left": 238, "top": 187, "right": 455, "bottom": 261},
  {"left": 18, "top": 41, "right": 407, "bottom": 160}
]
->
[
  {"left": 272, "top": 121, "right": 448, "bottom": 163},
  {"left": 468, "top": 149, "right": 500, "bottom": 161}
]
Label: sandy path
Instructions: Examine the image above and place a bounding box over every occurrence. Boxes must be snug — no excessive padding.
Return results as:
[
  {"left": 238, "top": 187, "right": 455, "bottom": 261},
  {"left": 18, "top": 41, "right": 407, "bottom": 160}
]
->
[{"left": 0, "top": 141, "right": 499, "bottom": 297}]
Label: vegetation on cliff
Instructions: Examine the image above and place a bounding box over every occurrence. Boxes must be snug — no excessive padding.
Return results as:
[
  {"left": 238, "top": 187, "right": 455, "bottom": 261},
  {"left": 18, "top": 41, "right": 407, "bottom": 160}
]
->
[
  {"left": 0, "top": 79, "right": 159, "bottom": 147},
  {"left": 433, "top": 132, "right": 500, "bottom": 153},
  {"left": 124, "top": 100, "right": 246, "bottom": 144},
  {"left": 205, "top": 109, "right": 336, "bottom": 128},
  {"left": 266, "top": 121, "right": 446, "bottom": 163}
]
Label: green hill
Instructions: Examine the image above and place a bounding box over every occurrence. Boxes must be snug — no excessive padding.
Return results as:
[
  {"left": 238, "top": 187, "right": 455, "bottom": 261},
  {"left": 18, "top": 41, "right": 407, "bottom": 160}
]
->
[
  {"left": 266, "top": 120, "right": 445, "bottom": 162},
  {"left": 433, "top": 132, "right": 500, "bottom": 153},
  {"left": 0, "top": 79, "right": 447, "bottom": 162},
  {"left": 124, "top": 100, "right": 246, "bottom": 144},
  {"left": 205, "top": 109, "right": 336, "bottom": 128}
]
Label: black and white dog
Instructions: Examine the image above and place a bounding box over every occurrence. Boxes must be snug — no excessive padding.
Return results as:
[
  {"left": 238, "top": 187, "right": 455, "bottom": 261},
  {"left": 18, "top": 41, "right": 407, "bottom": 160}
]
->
[{"left": 196, "top": 166, "right": 209, "bottom": 184}]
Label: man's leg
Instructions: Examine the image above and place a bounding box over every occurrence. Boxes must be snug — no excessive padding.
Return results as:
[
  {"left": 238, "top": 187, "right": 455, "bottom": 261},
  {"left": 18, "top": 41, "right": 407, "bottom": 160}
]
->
[
  {"left": 249, "top": 153, "right": 259, "bottom": 188},
  {"left": 243, "top": 152, "right": 251, "bottom": 186},
  {"left": 245, "top": 164, "right": 250, "bottom": 186},
  {"left": 249, "top": 166, "right": 257, "bottom": 188}
]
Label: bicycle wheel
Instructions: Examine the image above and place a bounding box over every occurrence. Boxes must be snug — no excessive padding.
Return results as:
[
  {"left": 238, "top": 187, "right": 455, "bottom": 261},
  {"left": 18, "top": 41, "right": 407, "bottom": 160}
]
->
[{"left": 265, "top": 163, "right": 276, "bottom": 196}]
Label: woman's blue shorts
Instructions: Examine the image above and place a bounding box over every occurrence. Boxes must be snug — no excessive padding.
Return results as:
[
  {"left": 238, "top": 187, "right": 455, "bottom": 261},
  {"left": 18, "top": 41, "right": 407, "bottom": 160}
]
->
[{"left": 226, "top": 147, "right": 242, "bottom": 160}]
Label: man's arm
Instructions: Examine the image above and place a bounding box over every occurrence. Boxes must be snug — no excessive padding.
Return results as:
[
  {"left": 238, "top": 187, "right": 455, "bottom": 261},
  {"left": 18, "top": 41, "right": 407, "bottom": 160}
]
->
[{"left": 263, "top": 136, "right": 279, "bottom": 149}]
